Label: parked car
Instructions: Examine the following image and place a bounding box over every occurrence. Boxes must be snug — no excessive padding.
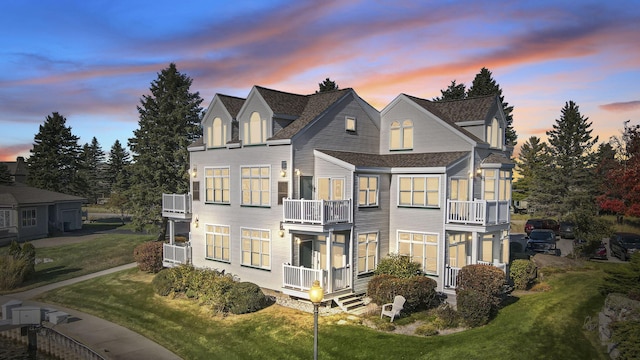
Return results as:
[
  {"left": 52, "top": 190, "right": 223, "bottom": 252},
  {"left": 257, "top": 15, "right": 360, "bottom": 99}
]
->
[
  {"left": 525, "top": 229, "right": 560, "bottom": 256},
  {"left": 592, "top": 242, "right": 608, "bottom": 260},
  {"left": 559, "top": 221, "right": 576, "bottom": 239},
  {"left": 609, "top": 232, "right": 640, "bottom": 261},
  {"left": 525, "top": 219, "right": 559, "bottom": 236}
]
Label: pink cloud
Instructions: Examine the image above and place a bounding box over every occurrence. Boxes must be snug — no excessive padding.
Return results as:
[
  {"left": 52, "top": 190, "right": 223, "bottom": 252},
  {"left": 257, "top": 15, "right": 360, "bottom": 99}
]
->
[
  {"left": 0, "top": 144, "right": 32, "bottom": 162},
  {"left": 600, "top": 101, "right": 640, "bottom": 112}
]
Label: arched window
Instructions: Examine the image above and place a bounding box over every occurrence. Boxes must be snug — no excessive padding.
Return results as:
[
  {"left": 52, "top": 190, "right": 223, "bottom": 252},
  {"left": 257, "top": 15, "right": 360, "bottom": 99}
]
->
[
  {"left": 487, "top": 118, "right": 502, "bottom": 148},
  {"left": 390, "top": 119, "right": 413, "bottom": 150},
  {"left": 212, "top": 117, "right": 225, "bottom": 147},
  {"left": 245, "top": 112, "right": 266, "bottom": 144}
]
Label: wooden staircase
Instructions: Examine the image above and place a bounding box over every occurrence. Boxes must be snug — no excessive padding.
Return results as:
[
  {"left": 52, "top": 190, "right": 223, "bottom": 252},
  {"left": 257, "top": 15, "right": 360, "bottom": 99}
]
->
[{"left": 333, "top": 292, "right": 367, "bottom": 314}]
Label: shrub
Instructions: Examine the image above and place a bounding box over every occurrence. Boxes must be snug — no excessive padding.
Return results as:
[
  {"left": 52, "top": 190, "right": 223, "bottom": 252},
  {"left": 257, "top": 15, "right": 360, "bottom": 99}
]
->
[
  {"left": 0, "top": 255, "right": 29, "bottom": 290},
  {"left": 510, "top": 259, "right": 537, "bottom": 290},
  {"left": 433, "top": 303, "right": 459, "bottom": 329},
  {"left": 133, "top": 241, "right": 164, "bottom": 273},
  {"left": 227, "top": 282, "right": 271, "bottom": 314},
  {"left": 415, "top": 323, "right": 439, "bottom": 336},
  {"left": 20, "top": 242, "right": 36, "bottom": 278},
  {"left": 611, "top": 320, "right": 640, "bottom": 359},
  {"left": 367, "top": 274, "right": 438, "bottom": 313},
  {"left": 601, "top": 252, "right": 640, "bottom": 298},
  {"left": 457, "top": 289, "right": 492, "bottom": 327},
  {"left": 152, "top": 269, "right": 174, "bottom": 296},
  {"left": 374, "top": 253, "right": 422, "bottom": 278}
]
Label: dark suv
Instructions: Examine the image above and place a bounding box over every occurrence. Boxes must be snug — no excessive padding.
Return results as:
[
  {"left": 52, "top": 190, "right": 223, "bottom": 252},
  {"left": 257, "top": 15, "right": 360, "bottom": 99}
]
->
[
  {"left": 610, "top": 232, "right": 640, "bottom": 261},
  {"left": 525, "top": 219, "right": 559, "bottom": 236}
]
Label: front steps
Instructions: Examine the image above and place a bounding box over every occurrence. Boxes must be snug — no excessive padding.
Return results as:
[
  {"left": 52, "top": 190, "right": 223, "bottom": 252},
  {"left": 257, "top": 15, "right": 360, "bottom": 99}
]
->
[{"left": 334, "top": 293, "right": 367, "bottom": 314}]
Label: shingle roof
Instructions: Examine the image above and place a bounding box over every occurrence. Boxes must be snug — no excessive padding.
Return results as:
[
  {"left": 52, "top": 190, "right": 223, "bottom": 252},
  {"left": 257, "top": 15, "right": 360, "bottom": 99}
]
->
[
  {"left": 255, "top": 86, "right": 309, "bottom": 117},
  {"left": 317, "top": 149, "right": 469, "bottom": 169},
  {"left": 482, "top": 152, "right": 514, "bottom": 165},
  {"left": 270, "top": 88, "right": 352, "bottom": 140},
  {"left": 0, "top": 183, "right": 86, "bottom": 206},
  {"left": 217, "top": 94, "right": 245, "bottom": 119}
]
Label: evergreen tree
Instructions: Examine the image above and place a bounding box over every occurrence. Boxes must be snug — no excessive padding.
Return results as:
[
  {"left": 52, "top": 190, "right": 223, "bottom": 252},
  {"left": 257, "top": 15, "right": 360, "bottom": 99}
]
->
[
  {"left": 433, "top": 80, "right": 466, "bottom": 101},
  {"left": 0, "top": 162, "right": 12, "bottom": 185},
  {"left": 105, "top": 139, "right": 131, "bottom": 194},
  {"left": 513, "top": 136, "right": 548, "bottom": 205},
  {"left": 467, "top": 68, "right": 517, "bottom": 146},
  {"left": 317, "top": 78, "right": 339, "bottom": 93},
  {"left": 539, "top": 101, "right": 598, "bottom": 217},
  {"left": 128, "top": 63, "right": 203, "bottom": 239},
  {"left": 79, "top": 137, "right": 106, "bottom": 204},
  {"left": 27, "top": 112, "right": 84, "bottom": 195}
]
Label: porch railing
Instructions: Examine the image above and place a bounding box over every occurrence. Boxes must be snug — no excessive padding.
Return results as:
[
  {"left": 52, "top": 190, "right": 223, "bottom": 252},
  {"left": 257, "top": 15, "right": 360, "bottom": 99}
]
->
[
  {"left": 332, "top": 266, "right": 351, "bottom": 291},
  {"left": 162, "top": 193, "right": 191, "bottom": 217},
  {"left": 445, "top": 262, "right": 507, "bottom": 289},
  {"left": 446, "top": 200, "right": 510, "bottom": 225},
  {"left": 282, "top": 264, "right": 326, "bottom": 291},
  {"left": 283, "top": 199, "right": 351, "bottom": 225},
  {"left": 163, "top": 243, "right": 191, "bottom": 266}
]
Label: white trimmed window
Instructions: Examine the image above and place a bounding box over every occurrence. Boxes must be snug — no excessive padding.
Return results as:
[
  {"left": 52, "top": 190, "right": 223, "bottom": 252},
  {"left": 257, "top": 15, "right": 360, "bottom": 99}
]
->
[
  {"left": 205, "top": 167, "right": 230, "bottom": 204},
  {"left": 483, "top": 169, "right": 511, "bottom": 201},
  {"left": 390, "top": 119, "right": 413, "bottom": 150},
  {"left": 499, "top": 170, "right": 511, "bottom": 201},
  {"left": 241, "top": 228, "right": 270, "bottom": 269},
  {"left": 0, "top": 209, "right": 10, "bottom": 228},
  {"left": 346, "top": 116, "right": 356, "bottom": 132},
  {"left": 241, "top": 166, "right": 270, "bottom": 206},
  {"left": 21, "top": 208, "right": 36, "bottom": 227},
  {"left": 357, "top": 232, "right": 378, "bottom": 274},
  {"left": 397, "top": 231, "right": 438, "bottom": 275},
  {"left": 209, "top": 117, "right": 227, "bottom": 147},
  {"left": 480, "top": 234, "right": 494, "bottom": 263},
  {"left": 244, "top": 111, "right": 267, "bottom": 145},
  {"left": 205, "top": 224, "right": 230, "bottom": 262},
  {"left": 398, "top": 176, "right": 440, "bottom": 207},
  {"left": 487, "top": 117, "right": 502, "bottom": 148},
  {"left": 484, "top": 169, "right": 496, "bottom": 200},
  {"left": 358, "top": 175, "right": 378, "bottom": 207}
]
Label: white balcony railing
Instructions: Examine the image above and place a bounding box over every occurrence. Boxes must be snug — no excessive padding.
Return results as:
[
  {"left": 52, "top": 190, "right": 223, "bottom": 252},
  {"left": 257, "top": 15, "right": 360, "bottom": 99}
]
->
[
  {"left": 283, "top": 199, "right": 351, "bottom": 225},
  {"left": 162, "top": 193, "right": 191, "bottom": 219},
  {"left": 282, "top": 264, "right": 326, "bottom": 291},
  {"left": 163, "top": 243, "right": 191, "bottom": 266},
  {"left": 446, "top": 200, "right": 510, "bottom": 225}
]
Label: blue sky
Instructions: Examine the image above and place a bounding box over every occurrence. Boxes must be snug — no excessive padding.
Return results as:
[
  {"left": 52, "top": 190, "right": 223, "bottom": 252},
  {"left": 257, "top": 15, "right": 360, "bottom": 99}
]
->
[{"left": 1, "top": 0, "right": 639, "bottom": 160}]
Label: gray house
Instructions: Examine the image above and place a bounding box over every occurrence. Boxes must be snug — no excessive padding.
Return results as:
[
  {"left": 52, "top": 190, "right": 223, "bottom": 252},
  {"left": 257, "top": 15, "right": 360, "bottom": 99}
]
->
[
  {"left": 0, "top": 183, "right": 86, "bottom": 242},
  {"left": 162, "top": 86, "right": 513, "bottom": 309}
]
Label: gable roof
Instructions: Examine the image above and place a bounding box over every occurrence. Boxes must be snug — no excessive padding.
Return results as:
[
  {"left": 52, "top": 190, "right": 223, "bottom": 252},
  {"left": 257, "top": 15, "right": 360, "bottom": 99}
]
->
[
  {"left": 255, "top": 86, "right": 309, "bottom": 118},
  {"left": 270, "top": 88, "right": 352, "bottom": 140},
  {"left": 317, "top": 149, "right": 469, "bottom": 169},
  {"left": 217, "top": 94, "right": 245, "bottom": 119},
  {"left": 0, "top": 183, "right": 86, "bottom": 206}
]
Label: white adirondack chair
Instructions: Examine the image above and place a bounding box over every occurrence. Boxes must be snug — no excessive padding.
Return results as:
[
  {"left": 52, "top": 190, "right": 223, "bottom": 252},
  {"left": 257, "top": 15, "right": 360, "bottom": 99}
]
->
[{"left": 380, "top": 295, "right": 406, "bottom": 322}]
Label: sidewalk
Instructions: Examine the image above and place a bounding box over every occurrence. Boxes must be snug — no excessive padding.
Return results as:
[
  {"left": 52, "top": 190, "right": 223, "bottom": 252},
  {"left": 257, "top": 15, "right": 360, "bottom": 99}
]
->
[{"left": 0, "top": 263, "right": 181, "bottom": 360}]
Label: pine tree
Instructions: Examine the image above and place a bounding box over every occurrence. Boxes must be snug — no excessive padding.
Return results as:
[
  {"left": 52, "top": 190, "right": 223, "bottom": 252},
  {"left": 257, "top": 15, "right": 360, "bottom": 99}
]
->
[
  {"left": 317, "top": 78, "right": 339, "bottom": 93},
  {"left": 79, "top": 137, "right": 106, "bottom": 204},
  {"left": 540, "top": 101, "right": 598, "bottom": 217},
  {"left": 467, "top": 68, "right": 517, "bottom": 146},
  {"left": 0, "top": 162, "right": 12, "bottom": 185},
  {"left": 513, "top": 136, "right": 548, "bottom": 205},
  {"left": 433, "top": 80, "right": 466, "bottom": 101},
  {"left": 105, "top": 139, "right": 131, "bottom": 194},
  {"left": 128, "top": 63, "right": 203, "bottom": 239},
  {"left": 27, "top": 112, "right": 84, "bottom": 195}
]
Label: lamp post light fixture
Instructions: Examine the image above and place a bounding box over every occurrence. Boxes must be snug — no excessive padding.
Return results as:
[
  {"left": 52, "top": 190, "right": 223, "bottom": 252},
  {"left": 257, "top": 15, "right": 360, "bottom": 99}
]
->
[{"left": 308, "top": 280, "right": 324, "bottom": 360}]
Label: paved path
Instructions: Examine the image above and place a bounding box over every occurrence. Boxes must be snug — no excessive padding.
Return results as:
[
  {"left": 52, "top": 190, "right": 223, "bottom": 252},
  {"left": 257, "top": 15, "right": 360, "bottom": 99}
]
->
[{"left": 0, "top": 263, "right": 181, "bottom": 360}]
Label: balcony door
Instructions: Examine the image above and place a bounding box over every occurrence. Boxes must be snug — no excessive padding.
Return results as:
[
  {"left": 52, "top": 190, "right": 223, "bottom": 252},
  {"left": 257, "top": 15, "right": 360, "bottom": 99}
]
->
[
  {"left": 317, "top": 177, "right": 344, "bottom": 201},
  {"left": 450, "top": 178, "right": 469, "bottom": 201}
]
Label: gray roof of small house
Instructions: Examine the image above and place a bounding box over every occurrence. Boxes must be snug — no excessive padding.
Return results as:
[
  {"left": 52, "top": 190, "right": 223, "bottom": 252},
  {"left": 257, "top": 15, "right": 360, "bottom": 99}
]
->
[
  {"left": 0, "top": 183, "right": 87, "bottom": 206},
  {"left": 403, "top": 94, "right": 498, "bottom": 144},
  {"left": 317, "top": 149, "right": 469, "bottom": 169}
]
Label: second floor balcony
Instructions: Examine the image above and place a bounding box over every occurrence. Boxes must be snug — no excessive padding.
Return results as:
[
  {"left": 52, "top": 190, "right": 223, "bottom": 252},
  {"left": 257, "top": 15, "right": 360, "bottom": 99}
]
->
[
  {"left": 162, "top": 193, "right": 192, "bottom": 219},
  {"left": 446, "top": 199, "right": 510, "bottom": 226},
  {"left": 283, "top": 199, "right": 351, "bottom": 225}
]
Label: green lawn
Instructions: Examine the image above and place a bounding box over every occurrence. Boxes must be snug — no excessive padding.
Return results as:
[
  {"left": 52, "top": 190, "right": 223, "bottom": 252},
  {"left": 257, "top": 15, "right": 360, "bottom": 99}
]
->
[
  {"left": 37, "top": 266, "right": 610, "bottom": 359},
  {"left": 0, "top": 233, "right": 154, "bottom": 294}
]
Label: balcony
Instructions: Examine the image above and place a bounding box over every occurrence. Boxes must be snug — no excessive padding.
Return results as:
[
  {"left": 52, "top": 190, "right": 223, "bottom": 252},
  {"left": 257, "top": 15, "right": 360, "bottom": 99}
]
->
[
  {"left": 282, "top": 199, "right": 351, "bottom": 225},
  {"left": 163, "top": 243, "right": 191, "bottom": 267},
  {"left": 281, "top": 264, "right": 352, "bottom": 299},
  {"left": 446, "top": 200, "right": 509, "bottom": 226},
  {"left": 162, "top": 193, "right": 192, "bottom": 219}
]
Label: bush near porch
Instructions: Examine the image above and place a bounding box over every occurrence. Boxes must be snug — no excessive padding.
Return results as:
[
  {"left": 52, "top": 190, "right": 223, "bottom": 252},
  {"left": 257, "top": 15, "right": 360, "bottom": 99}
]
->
[{"left": 456, "top": 264, "right": 508, "bottom": 327}]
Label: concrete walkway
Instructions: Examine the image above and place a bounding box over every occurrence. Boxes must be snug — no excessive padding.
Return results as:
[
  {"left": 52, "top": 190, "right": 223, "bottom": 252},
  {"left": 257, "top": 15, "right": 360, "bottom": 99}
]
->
[{"left": 0, "top": 263, "right": 181, "bottom": 360}]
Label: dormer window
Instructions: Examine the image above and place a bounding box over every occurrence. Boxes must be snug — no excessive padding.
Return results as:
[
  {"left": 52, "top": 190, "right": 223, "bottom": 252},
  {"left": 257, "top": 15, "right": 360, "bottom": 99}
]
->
[
  {"left": 390, "top": 120, "right": 413, "bottom": 150},
  {"left": 487, "top": 117, "right": 502, "bottom": 148},
  {"left": 244, "top": 111, "right": 267, "bottom": 145},
  {"left": 208, "top": 117, "right": 226, "bottom": 147}
]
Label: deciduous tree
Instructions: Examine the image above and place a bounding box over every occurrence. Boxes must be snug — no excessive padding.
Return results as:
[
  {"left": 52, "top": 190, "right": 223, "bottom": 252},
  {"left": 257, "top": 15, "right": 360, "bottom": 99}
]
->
[{"left": 128, "top": 63, "right": 203, "bottom": 239}]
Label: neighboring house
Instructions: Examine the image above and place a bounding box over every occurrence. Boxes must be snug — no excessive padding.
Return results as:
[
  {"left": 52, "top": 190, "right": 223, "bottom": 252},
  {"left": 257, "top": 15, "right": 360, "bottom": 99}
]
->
[
  {"left": 162, "top": 86, "right": 513, "bottom": 307},
  {"left": 0, "top": 183, "right": 86, "bottom": 242},
  {"left": 1, "top": 156, "right": 29, "bottom": 184}
]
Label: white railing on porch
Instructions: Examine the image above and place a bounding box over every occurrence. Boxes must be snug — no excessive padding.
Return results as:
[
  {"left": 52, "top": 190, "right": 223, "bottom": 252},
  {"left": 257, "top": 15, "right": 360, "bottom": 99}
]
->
[
  {"left": 282, "top": 199, "right": 351, "bottom": 224},
  {"left": 162, "top": 193, "right": 191, "bottom": 215},
  {"left": 332, "top": 266, "right": 351, "bottom": 291},
  {"left": 163, "top": 243, "right": 191, "bottom": 265},
  {"left": 446, "top": 200, "right": 510, "bottom": 225},
  {"left": 445, "top": 262, "right": 507, "bottom": 289},
  {"left": 282, "top": 264, "right": 326, "bottom": 291}
]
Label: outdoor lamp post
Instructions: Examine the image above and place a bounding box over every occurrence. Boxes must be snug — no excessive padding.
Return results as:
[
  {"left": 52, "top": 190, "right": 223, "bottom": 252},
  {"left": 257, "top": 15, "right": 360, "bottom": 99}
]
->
[{"left": 308, "top": 280, "right": 324, "bottom": 360}]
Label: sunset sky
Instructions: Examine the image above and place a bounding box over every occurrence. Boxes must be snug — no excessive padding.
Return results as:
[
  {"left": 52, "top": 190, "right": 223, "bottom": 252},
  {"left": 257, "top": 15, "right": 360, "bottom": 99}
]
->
[{"left": 1, "top": 0, "right": 639, "bottom": 161}]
